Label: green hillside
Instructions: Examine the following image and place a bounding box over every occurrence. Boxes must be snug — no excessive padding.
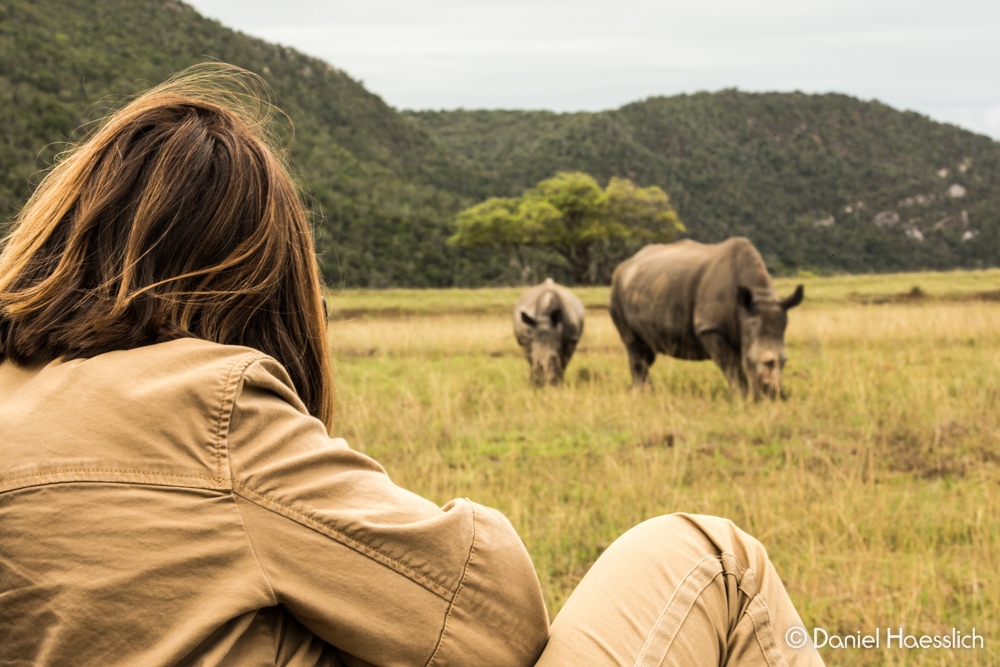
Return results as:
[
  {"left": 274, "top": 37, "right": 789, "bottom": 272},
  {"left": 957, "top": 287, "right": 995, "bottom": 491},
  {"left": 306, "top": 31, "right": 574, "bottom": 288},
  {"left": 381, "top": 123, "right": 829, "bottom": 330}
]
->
[
  {"left": 0, "top": 0, "right": 498, "bottom": 287},
  {"left": 408, "top": 94, "right": 1000, "bottom": 274},
  {"left": 3, "top": 0, "right": 999, "bottom": 284}
]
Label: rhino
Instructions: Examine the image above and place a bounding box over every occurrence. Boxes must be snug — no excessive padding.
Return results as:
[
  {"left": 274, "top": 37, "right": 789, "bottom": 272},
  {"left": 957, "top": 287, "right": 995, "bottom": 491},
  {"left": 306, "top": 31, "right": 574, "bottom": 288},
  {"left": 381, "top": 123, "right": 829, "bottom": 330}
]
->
[
  {"left": 609, "top": 238, "right": 803, "bottom": 399},
  {"left": 513, "top": 278, "right": 585, "bottom": 386}
]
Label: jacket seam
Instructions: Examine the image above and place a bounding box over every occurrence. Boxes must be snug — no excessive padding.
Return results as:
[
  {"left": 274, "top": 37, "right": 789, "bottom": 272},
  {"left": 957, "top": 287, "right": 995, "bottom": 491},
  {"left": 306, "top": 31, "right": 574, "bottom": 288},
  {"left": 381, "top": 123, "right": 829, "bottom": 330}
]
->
[
  {"left": 0, "top": 469, "right": 215, "bottom": 483},
  {"left": 213, "top": 353, "right": 268, "bottom": 484},
  {"left": 0, "top": 478, "right": 229, "bottom": 497},
  {"left": 424, "top": 502, "right": 478, "bottom": 667},
  {"left": 217, "top": 352, "right": 279, "bottom": 609},
  {"left": 632, "top": 554, "right": 722, "bottom": 666},
  {"left": 745, "top": 594, "right": 791, "bottom": 667},
  {"left": 233, "top": 480, "right": 456, "bottom": 602},
  {"left": 230, "top": 494, "right": 279, "bottom": 607}
]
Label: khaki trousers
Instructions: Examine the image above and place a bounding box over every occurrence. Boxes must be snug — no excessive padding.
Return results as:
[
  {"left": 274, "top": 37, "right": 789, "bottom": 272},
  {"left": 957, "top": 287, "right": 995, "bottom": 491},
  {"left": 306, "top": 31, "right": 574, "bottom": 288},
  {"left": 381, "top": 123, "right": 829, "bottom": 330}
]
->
[{"left": 536, "top": 514, "right": 825, "bottom": 667}]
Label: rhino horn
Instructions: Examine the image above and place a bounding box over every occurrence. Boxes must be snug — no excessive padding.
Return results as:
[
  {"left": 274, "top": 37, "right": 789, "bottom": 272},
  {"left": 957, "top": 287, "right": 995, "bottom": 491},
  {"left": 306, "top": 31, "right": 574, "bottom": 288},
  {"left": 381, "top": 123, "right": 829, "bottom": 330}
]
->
[{"left": 780, "top": 285, "right": 805, "bottom": 310}]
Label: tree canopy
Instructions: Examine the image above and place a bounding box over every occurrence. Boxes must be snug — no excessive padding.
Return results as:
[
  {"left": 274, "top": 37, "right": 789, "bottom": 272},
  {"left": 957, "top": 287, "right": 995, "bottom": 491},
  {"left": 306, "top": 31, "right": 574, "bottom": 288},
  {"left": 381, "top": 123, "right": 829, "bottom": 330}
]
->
[{"left": 449, "top": 172, "right": 684, "bottom": 284}]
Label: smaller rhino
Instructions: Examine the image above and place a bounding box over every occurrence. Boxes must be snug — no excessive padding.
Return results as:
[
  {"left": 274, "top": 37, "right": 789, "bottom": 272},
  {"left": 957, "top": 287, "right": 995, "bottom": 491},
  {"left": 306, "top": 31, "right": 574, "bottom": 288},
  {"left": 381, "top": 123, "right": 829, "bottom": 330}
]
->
[{"left": 513, "top": 278, "right": 585, "bottom": 386}]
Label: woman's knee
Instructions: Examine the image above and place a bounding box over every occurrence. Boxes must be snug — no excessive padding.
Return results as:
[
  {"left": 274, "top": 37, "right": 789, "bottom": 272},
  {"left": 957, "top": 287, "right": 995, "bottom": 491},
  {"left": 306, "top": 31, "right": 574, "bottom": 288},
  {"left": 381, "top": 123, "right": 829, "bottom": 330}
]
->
[
  {"left": 674, "top": 513, "right": 768, "bottom": 554},
  {"left": 606, "top": 513, "right": 773, "bottom": 578}
]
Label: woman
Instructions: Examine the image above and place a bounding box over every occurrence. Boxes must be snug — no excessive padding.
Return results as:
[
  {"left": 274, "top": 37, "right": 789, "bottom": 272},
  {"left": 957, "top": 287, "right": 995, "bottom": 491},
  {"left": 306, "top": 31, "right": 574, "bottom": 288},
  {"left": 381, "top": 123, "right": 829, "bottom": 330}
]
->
[{"left": 0, "top": 66, "right": 824, "bottom": 666}]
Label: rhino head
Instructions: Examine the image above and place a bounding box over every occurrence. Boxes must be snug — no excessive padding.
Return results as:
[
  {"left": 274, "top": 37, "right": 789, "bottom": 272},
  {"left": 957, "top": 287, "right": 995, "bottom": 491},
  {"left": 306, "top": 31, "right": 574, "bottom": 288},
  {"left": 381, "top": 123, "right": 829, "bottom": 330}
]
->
[
  {"left": 520, "top": 308, "right": 565, "bottom": 387},
  {"left": 736, "top": 284, "right": 804, "bottom": 400}
]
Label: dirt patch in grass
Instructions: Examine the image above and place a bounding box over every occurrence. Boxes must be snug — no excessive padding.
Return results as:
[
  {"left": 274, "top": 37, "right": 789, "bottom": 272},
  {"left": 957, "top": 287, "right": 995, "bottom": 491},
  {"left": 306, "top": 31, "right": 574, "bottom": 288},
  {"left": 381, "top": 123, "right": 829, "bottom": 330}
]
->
[
  {"left": 848, "top": 287, "right": 1000, "bottom": 305},
  {"left": 880, "top": 423, "right": 979, "bottom": 479}
]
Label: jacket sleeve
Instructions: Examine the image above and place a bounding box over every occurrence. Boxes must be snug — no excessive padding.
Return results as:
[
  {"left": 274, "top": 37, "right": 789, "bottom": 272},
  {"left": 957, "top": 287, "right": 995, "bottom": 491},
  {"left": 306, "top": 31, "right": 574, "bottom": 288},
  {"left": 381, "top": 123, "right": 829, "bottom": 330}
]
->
[{"left": 225, "top": 357, "right": 549, "bottom": 667}]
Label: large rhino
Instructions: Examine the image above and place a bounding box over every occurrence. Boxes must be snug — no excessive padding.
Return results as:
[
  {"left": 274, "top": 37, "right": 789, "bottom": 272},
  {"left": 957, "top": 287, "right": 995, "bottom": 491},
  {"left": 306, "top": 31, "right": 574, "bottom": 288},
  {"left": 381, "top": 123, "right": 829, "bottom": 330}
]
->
[
  {"left": 609, "top": 238, "right": 803, "bottom": 398},
  {"left": 513, "top": 278, "right": 585, "bottom": 386}
]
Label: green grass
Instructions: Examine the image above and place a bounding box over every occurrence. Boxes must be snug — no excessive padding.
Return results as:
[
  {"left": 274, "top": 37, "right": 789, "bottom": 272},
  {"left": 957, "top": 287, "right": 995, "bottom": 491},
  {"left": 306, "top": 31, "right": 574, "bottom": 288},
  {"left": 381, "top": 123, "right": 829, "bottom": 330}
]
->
[{"left": 326, "top": 268, "right": 1000, "bottom": 666}]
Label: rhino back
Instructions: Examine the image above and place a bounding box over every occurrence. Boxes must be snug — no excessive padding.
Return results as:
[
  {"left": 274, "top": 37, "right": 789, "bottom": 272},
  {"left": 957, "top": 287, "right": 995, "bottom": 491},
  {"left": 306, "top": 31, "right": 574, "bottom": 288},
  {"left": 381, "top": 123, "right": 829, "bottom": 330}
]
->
[
  {"left": 611, "top": 238, "right": 775, "bottom": 358},
  {"left": 610, "top": 241, "right": 709, "bottom": 358},
  {"left": 692, "top": 238, "right": 777, "bottom": 340},
  {"left": 694, "top": 237, "right": 778, "bottom": 336}
]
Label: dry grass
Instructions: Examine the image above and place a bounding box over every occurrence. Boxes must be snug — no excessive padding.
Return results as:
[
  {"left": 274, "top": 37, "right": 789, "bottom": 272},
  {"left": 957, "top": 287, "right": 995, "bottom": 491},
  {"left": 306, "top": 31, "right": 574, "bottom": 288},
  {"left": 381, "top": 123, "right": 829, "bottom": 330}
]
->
[{"left": 326, "top": 271, "right": 1000, "bottom": 666}]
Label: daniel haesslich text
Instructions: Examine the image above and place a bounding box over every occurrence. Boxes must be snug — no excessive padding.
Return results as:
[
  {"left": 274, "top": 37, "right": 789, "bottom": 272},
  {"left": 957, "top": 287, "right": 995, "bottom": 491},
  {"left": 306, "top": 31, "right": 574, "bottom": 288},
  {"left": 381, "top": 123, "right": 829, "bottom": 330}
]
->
[{"left": 786, "top": 626, "right": 985, "bottom": 650}]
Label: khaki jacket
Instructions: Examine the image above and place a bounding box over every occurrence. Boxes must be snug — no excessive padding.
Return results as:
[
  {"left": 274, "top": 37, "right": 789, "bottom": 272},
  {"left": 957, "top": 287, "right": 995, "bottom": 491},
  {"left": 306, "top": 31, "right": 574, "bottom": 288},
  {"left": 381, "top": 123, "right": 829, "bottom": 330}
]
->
[{"left": 0, "top": 338, "right": 550, "bottom": 666}]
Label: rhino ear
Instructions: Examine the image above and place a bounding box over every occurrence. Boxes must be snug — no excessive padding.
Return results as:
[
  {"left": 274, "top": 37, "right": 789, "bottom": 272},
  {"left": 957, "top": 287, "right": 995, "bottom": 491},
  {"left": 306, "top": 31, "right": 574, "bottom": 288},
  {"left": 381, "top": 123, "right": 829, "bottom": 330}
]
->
[
  {"left": 521, "top": 311, "right": 538, "bottom": 327},
  {"left": 550, "top": 308, "right": 563, "bottom": 327},
  {"left": 781, "top": 284, "right": 804, "bottom": 310},
  {"left": 736, "top": 286, "right": 754, "bottom": 311}
]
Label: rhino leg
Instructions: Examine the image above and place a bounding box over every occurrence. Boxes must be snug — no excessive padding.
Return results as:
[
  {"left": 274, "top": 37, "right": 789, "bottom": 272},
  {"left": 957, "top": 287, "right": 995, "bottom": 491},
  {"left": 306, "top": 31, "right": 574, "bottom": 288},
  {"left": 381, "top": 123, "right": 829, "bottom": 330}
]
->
[
  {"left": 560, "top": 338, "right": 578, "bottom": 371},
  {"left": 625, "top": 338, "right": 656, "bottom": 387},
  {"left": 698, "top": 332, "right": 748, "bottom": 395}
]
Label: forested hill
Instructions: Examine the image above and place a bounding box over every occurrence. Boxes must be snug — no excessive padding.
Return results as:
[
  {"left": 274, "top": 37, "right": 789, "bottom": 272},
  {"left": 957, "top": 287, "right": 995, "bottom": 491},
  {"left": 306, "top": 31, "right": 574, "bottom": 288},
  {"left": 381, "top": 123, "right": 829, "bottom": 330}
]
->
[
  {"left": 408, "top": 94, "right": 1000, "bottom": 274},
  {"left": 0, "top": 0, "right": 495, "bottom": 287},
  {"left": 4, "top": 0, "right": 1000, "bottom": 284}
]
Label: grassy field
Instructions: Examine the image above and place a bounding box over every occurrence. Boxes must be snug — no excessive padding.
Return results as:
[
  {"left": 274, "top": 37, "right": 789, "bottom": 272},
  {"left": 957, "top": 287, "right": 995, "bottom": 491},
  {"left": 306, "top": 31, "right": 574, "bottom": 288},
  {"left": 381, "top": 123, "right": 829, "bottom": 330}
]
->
[
  {"left": 325, "top": 269, "right": 1000, "bottom": 666},
  {"left": 325, "top": 268, "right": 1000, "bottom": 318}
]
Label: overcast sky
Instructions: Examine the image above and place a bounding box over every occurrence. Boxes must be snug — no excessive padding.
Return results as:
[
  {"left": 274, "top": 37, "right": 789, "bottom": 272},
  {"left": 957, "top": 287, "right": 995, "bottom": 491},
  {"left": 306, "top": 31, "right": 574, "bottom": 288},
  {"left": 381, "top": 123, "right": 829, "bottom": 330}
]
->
[{"left": 187, "top": 0, "right": 1000, "bottom": 140}]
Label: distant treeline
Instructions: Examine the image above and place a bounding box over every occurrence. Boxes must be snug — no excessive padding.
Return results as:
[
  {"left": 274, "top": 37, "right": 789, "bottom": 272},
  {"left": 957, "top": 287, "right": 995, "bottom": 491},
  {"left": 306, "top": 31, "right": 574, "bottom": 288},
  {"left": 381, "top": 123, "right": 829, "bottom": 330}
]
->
[{"left": 3, "top": 0, "right": 1000, "bottom": 286}]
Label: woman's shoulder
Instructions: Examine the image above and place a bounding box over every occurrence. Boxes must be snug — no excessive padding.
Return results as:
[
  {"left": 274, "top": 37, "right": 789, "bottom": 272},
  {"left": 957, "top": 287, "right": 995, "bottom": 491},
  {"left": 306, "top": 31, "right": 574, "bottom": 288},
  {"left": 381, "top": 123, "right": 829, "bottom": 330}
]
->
[
  {"left": 1, "top": 336, "right": 271, "bottom": 407},
  {"left": 117, "top": 336, "right": 273, "bottom": 373},
  {"left": 0, "top": 338, "right": 293, "bottom": 492},
  {"left": 80, "top": 337, "right": 287, "bottom": 399},
  {"left": 78, "top": 337, "right": 308, "bottom": 424}
]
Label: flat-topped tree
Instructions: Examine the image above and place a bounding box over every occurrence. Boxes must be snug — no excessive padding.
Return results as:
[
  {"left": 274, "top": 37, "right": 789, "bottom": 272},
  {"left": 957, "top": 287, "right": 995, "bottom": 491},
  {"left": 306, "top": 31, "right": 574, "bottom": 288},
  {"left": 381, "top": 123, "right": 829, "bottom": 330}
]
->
[{"left": 448, "top": 172, "right": 684, "bottom": 285}]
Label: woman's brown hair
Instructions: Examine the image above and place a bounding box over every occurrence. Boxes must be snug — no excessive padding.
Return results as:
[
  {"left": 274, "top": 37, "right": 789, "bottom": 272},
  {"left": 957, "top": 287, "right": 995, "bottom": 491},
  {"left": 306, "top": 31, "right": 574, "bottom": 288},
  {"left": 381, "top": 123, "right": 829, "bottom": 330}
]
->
[{"left": 0, "top": 64, "right": 334, "bottom": 429}]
